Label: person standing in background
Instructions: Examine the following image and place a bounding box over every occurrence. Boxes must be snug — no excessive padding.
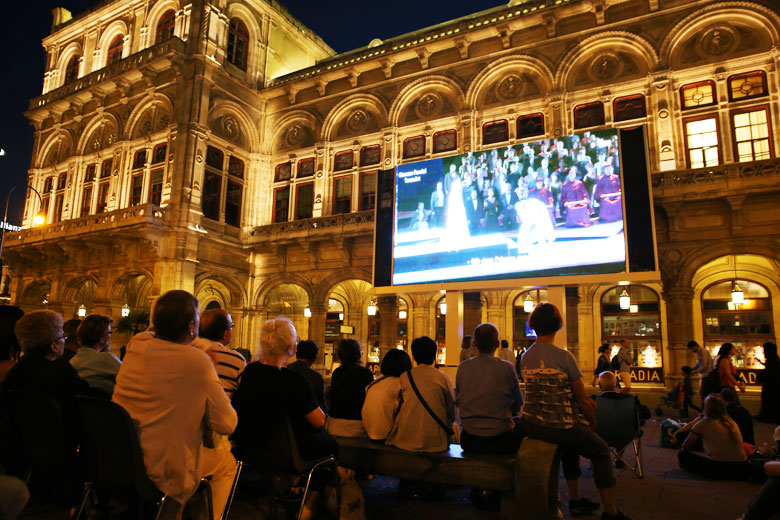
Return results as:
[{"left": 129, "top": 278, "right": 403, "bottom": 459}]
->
[
  {"left": 616, "top": 338, "right": 634, "bottom": 394},
  {"left": 592, "top": 344, "right": 612, "bottom": 387},
  {"left": 496, "top": 339, "right": 516, "bottom": 366},
  {"left": 756, "top": 341, "right": 780, "bottom": 423},
  {"left": 687, "top": 340, "right": 713, "bottom": 404}
]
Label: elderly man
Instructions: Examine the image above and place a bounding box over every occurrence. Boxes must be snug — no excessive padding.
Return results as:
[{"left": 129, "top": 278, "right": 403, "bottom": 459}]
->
[
  {"left": 193, "top": 309, "right": 246, "bottom": 398},
  {"left": 457, "top": 324, "right": 523, "bottom": 455},
  {"left": 113, "top": 291, "right": 237, "bottom": 519},
  {"left": 687, "top": 340, "right": 713, "bottom": 403}
]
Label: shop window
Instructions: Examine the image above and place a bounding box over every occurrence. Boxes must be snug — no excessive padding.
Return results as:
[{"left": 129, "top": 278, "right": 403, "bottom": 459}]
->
[
  {"left": 201, "top": 172, "right": 222, "bottom": 220},
  {"left": 702, "top": 279, "right": 773, "bottom": 386},
  {"left": 226, "top": 18, "right": 249, "bottom": 70},
  {"left": 681, "top": 81, "right": 716, "bottom": 110},
  {"left": 225, "top": 180, "right": 241, "bottom": 227},
  {"left": 402, "top": 136, "right": 425, "bottom": 159},
  {"left": 732, "top": 106, "right": 772, "bottom": 162},
  {"left": 482, "top": 120, "right": 508, "bottom": 145},
  {"left": 133, "top": 150, "right": 147, "bottom": 169},
  {"left": 80, "top": 186, "right": 92, "bottom": 217},
  {"left": 156, "top": 10, "right": 176, "bottom": 44},
  {"left": 574, "top": 102, "right": 605, "bottom": 129},
  {"left": 334, "top": 150, "right": 354, "bottom": 171},
  {"left": 150, "top": 169, "right": 163, "bottom": 206},
  {"left": 601, "top": 285, "right": 664, "bottom": 385},
  {"left": 100, "top": 159, "right": 112, "bottom": 178},
  {"left": 96, "top": 182, "right": 109, "bottom": 213},
  {"left": 297, "top": 158, "right": 315, "bottom": 178},
  {"left": 360, "top": 171, "right": 377, "bottom": 211},
  {"left": 273, "top": 186, "right": 290, "bottom": 223},
  {"left": 130, "top": 174, "right": 144, "bottom": 206},
  {"left": 333, "top": 176, "right": 352, "bottom": 214},
  {"left": 360, "top": 145, "right": 381, "bottom": 167},
  {"left": 152, "top": 143, "right": 167, "bottom": 164},
  {"left": 274, "top": 162, "right": 292, "bottom": 182},
  {"left": 728, "top": 71, "right": 767, "bottom": 102},
  {"left": 433, "top": 130, "right": 457, "bottom": 154},
  {"left": 295, "top": 182, "right": 314, "bottom": 220},
  {"left": 107, "top": 34, "right": 124, "bottom": 65},
  {"left": 684, "top": 115, "right": 720, "bottom": 168},
  {"left": 613, "top": 95, "right": 646, "bottom": 122},
  {"left": 84, "top": 164, "right": 96, "bottom": 183},
  {"left": 512, "top": 290, "right": 548, "bottom": 357},
  {"left": 228, "top": 156, "right": 244, "bottom": 178},
  {"left": 65, "top": 55, "right": 80, "bottom": 83},
  {"left": 206, "top": 146, "right": 224, "bottom": 169},
  {"left": 516, "top": 113, "right": 544, "bottom": 140}
]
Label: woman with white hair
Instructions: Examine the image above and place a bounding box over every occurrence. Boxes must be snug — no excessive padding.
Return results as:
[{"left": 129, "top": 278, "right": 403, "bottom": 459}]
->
[{"left": 232, "top": 316, "right": 337, "bottom": 520}]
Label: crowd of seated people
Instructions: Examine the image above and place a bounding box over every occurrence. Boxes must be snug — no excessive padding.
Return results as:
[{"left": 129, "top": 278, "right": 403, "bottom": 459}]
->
[{"left": 420, "top": 132, "right": 622, "bottom": 235}]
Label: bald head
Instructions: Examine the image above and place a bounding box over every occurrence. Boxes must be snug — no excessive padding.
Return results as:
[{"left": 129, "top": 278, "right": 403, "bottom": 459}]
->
[
  {"left": 198, "top": 309, "right": 234, "bottom": 345},
  {"left": 598, "top": 371, "right": 618, "bottom": 392}
]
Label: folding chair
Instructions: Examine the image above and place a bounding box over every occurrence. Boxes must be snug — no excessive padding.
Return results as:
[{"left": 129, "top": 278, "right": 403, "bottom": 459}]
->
[{"left": 594, "top": 394, "right": 644, "bottom": 478}]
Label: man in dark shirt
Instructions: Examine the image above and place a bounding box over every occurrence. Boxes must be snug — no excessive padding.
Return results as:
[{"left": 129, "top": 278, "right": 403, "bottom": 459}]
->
[
  {"left": 287, "top": 340, "right": 327, "bottom": 412},
  {"left": 721, "top": 387, "right": 755, "bottom": 445}
]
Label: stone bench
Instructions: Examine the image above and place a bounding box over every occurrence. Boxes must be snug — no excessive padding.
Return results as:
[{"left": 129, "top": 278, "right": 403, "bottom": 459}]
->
[{"left": 335, "top": 436, "right": 561, "bottom": 520}]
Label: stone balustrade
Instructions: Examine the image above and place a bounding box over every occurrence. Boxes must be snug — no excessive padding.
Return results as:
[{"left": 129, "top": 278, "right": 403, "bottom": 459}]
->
[{"left": 244, "top": 210, "right": 374, "bottom": 244}]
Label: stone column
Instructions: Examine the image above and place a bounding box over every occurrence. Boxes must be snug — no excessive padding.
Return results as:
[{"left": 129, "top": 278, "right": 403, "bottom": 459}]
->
[
  {"left": 566, "top": 286, "right": 580, "bottom": 360},
  {"left": 662, "top": 287, "right": 695, "bottom": 388},
  {"left": 576, "top": 286, "right": 595, "bottom": 373},
  {"left": 463, "top": 292, "right": 482, "bottom": 337},
  {"left": 308, "top": 303, "right": 327, "bottom": 353},
  {"left": 377, "top": 295, "right": 398, "bottom": 358},
  {"left": 411, "top": 306, "right": 428, "bottom": 342}
]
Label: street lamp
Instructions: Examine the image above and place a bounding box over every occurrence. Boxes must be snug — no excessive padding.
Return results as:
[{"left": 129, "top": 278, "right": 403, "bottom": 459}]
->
[
  {"left": 121, "top": 304, "right": 131, "bottom": 317},
  {"left": 0, "top": 184, "right": 46, "bottom": 294}
]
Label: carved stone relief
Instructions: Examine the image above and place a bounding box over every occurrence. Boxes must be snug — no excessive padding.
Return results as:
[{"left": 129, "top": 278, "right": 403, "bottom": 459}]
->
[
  {"left": 347, "top": 109, "right": 369, "bottom": 133},
  {"left": 588, "top": 53, "right": 623, "bottom": 82},
  {"left": 495, "top": 74, "right": 524, "bottom": 101},
  {"left": 696, "top": 25, "right": 738, "bottom": 57},
  {"left": 415, "top": 92, "right": 441, "bottom": 118}
]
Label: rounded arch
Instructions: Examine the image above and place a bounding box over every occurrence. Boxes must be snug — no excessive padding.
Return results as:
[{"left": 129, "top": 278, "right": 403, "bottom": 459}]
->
[
  {"left": 659, "top": 3, "right": 780, "bottom": 69},
  {"left": 254, "top": 274, "right": 314, "bottom": 309},
  {"left": 259, "top": 282, "right": 312, "bottom": 317},
  {"left": 125, "top": 94, "right": 175, "bottom": 140},
  {"left": 97, "top": 19, "right": 129, "bottom": 65},
  {"left": 19, "top": 280, "right": 52, "bottom": 307},
  {"left": 207, "top": 99, "right": 259, "bottom": 151},
  {"left": 466, "top": 55, "right": 555, "bottom": 109},
  {"left": 321, "top": 278, "right": 373, "bottom": 315},
  {"left": 267, "top": 109, "right": 321, "bottom": 154},
  {"left": 311, "top": 268, "right": 372, "bottom": 305},
  {"left": 61, "top": 276, "right": 99, "bottom": 309},
  {"left": 110, "top": 271, "right": 154, "bottom": 308},
  {"left": 147, "top": 0, "right": 180, "bottom": 43},
  {"left": 56, "top": 41, "right": 83, "bottom": 87},
  {"left": 691, "top": 254, "right": 780, "bottom": 298},
  {"left": 321, "top": 93, "right": 388, "bottom": 142},
  {"left": 389, "top": 75, "right": 465, "bottom": 127},
  {"left": 194, "top": 273, "right": 247, "bottom": 309},
  {"left": 555, "top": 31, "right": 658, "bottom": 91},
  {"left": 37, "top": 130, "right": 76, "bottom": 169},
  {"left": 225, "top": 2, "right": 262, "bottom": 44},
  {"left": 78, "top": 113, "right": 121, "bottom": 155}
]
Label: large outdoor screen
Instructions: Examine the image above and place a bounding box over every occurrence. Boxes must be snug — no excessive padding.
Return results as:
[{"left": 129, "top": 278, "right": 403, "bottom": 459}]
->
[{"left": 384, "top": 128, "right": 634, "bottom": 286}]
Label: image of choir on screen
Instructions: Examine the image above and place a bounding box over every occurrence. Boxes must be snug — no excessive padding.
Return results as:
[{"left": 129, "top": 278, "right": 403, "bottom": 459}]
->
[{"left": 409, "top": 130, "right": 624, "bottom": 239}]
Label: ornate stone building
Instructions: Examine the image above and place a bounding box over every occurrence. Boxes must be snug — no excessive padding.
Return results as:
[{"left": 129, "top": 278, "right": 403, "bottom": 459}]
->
[{"left": 7, "top": 0, "right": 780, "bottom": 390}]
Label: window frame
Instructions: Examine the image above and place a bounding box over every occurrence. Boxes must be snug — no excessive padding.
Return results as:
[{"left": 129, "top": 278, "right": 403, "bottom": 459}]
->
[
  {"left": 80, "top": 185, "right": 93, "bottom": 217},
  {"left": 482, "top": 120, "right": 509, "bottom": 145},
  {"left": 100, "top": 159, "right": 112, "bottom": 179},
  {"left": 333, "top": 150, "right": 355, "bottom": 172},
  {"left": 152, "top": 143, "right": 167, "bottom": 165},
  {"left": 273, "top": 185, "right": 290, "bottom": 223},
  {"left": 683, "top": 113, "right": 722, "bottom": 169},
  {"left": 573, "top": 101, "right": 605, "bottom": 129},
  {"left": 107, "top": 34, "right": 124, "bottom": 65},
  {"left": 613, "top": 94, "right": 647, "bottom": 122},
  {"left": 150, "top": 169, "right": 164, "bottom": 206},
  {"left": 433, "top": 130, "right": 457, "bottom": 154},
  {"left": 728, "top": 71, "right": 768, "bottom": 102},
  {"left": 226, "top": 18, "right": 249, "bottom": 71},
  {"left": 65, "top": 55, "right": 80, "bottom": 83},
  {"left": 730, "top": 104, "right": 774, "bottom": 163},
  {"left": 402, "top": 135, "right": 426, "bottom": 159},
  {"left": 155, "top": 10, "right": 176, "bottom": 44},
  {"left": 516, "top": 113, "right": 545, "bottom": 140},
  {"left": 680, "top": 80, "right": 717, "bottom": 110},
  {"left": 360, "top": 145, "right": 381, "bottom": 167},
  {"left": 274, "top": 162, "right": 292, "bottom": 182},
  {"left": 332, "top": 175, "right": 353, "bottom": 215},
  {"left": 297, "top": 157, "right": 315, "bottom": 179},
  {"left": 130, "top": 173, "right": 145, "bottom": 206},
  {"left": 359, "top": 170, "right": 377, "bottom": 212},
  {"left": 295, "top": 182, "right": 314, "bottom": 220},
  {"left": 96, "top": 181, "right": 110, "bottom": 214}
]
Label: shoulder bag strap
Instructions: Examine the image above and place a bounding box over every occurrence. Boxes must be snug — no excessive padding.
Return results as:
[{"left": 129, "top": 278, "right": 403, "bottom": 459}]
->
[{"left": 406, "top": 370, "right": 453, "bottom": 436}]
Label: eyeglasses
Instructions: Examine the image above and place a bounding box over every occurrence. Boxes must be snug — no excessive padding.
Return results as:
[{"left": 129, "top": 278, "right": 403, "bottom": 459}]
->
[{"left": 227, "top": 323, "right": 235, "bottom": 329}]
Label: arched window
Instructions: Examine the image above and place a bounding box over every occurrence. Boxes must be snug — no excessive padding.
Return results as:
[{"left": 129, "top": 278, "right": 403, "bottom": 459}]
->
[
  {"left": 702, "top": 279, "right": 773, "bottom": 387},
  {"left": 107, "top": 35, "right": 124, "bottom": 65},
  {"left": 513, "top": 289, "right": 548, "bottom": 357},
  {"left": 226, "top": 19, "right": 249, "bottom": 70},
  {"left": 601, "top": 285, "right": 664, "bottom": 385},
  {"left": 156, "top": 10, "right": 176, "bottom": 44},
  {"left": 65, "top": 55, "right": 80, "bottom": 83}
]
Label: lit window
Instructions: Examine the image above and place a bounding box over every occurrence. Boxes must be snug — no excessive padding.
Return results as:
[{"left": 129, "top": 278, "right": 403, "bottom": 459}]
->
[
  {"left": 402, "top": 136, "right": 425, "bottom": 159},
  {"left": 613, "top": 95, "right": 646, "bottom": 122},
  {"left": 156, "top": 10, "right": 176, "bottom": 44},
  {"left": 226, "top": 19, "right": 249, "bottom": 70},
  {"left": 516, "top": 113, "right": 544, "bottom": 139},
  {"left": 333, "top": 176, "right": 352, "bottom": 214},
  {"left": 107, "top": 35, "right": 124, "bottom": 65},
  {"left": 732, "top": 107, "right": 772, "bottom": 162},
  {"left": 295, "top": 183, "right": 314, "bottom": 220},
  {"left": 728, "top": 71, "right": 767, "bottom": 102},
  {"left": 684, "top": 116, "right": 720, "bottom": 168},
  {"left": 433, "top": 130, "right": 457, "bottom": 154},
  {"left": 482, "top": 120, "right": 508, "bottom": 145},
  {"left": 274, "top": 186, "right": 290, "bottom": 223},
  {"left": 681, "top": 81, "right": 716, "bottom": 109},
  {"left": 573, "top": 102, "right": 605, "bottom": 129},
  {"left": 360, "top": 171, "right": 377, "bottom": 211}
]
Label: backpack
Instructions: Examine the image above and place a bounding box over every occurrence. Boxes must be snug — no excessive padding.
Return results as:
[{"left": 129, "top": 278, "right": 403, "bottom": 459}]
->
[
  {"left": 701, "top": 367, "right": 721, "bottom": 396},
  {"left": 610, "top": 354, "right": 621, "bottom": 371}
]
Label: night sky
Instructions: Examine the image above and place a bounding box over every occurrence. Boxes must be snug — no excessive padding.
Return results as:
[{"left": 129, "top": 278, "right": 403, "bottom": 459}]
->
[{"left": 0, "top": 0, "right": 504, "bottom": 225}]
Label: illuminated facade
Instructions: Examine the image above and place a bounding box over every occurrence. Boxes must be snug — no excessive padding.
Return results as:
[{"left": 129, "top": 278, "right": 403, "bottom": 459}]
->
[{"left": 7, "top": 0, "right": 780, "bottom": 389}]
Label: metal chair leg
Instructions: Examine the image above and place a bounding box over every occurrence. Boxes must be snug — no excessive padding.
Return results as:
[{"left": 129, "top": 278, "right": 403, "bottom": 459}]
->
[
  {"left": 71, "top": 482, "right": 92, "bottom": 520},
  {"left": 296, "top": 457, "right": 336, "bottom": 520},
  {"left": 221, "top": 460, "right": 242, "bottom": 520}
]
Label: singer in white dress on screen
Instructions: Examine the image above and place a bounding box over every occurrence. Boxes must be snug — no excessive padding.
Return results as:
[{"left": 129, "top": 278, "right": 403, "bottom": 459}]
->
[
  {"left": 515, "top": 197, "right": 555, "bottom": 253},
  {"left": 445, "top": 176, "right": 470, "bottom": 241}
]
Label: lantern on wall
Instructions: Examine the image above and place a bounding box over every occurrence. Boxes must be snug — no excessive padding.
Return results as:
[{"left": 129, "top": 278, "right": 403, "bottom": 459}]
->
[
  {"left": 303, "top": 306, "right": 312, "bottom": 318},
  {"left": 523, "top": 293, "right": 534, "bottom": 313},
  {"left": 619, "top": 289, "right": 631, "bottom": 310}
]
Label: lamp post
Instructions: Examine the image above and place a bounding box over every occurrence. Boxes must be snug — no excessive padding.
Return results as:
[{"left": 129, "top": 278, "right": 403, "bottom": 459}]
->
[{"left": 0, "top": 184, "right": 46, "bottom": 296}]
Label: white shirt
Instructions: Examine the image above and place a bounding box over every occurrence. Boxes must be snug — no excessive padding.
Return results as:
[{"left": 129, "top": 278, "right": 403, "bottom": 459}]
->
[
  {"left": 69, "top": 347, "right": 121, "bottom": 395},
  {"left": 362, "top": 376, "right": 401, "bottom": 440},
  {"left": 497, "top": 347, "right": 516, "bottom": 365}
]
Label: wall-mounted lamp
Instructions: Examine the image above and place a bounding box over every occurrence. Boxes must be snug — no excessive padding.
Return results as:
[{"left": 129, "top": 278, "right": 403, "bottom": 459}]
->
[
  {"left": 304, "top": 306, "right": 312, "bottom": 318},
  {"left": 439, "top": 302, "right": 447, "bottom": 315},
  {"left": 619, "top": 289, "right": 631, "bottom": 310},
  {"left": 398, "top": 310, "right": 407, "bottom": 320},
  {"left": 77, "top": 304, "right": 86, "bottom": 318},
  {"left": 121, "top": 304, "right": 130, "bottom": 317},
  {"left": 367, "top": 303, "right": 377, "bottom": 316},
  {"left": 338, "top": 312, "right": 344, "bottom": 321},
  {"left": 629, "top": 304, "right": 638, "bottom": 313},
  {"left": 731, "top": 256, "right": 743, "bottom": 305},
  {"left": 523, "top": 293, "right": 534, "bottom": 313}
]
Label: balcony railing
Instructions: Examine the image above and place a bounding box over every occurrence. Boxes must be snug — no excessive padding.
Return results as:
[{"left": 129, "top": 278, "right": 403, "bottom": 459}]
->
[
  {"left": 3, "top": 204, "right": 164, "bottom": 247},
  {"left": 244, "top": 210, "right": 375, "bottom": 245},
  {"left": 31, "top": 38, "right": 185, "bottom": 111},
  {"left": 651, "top": 157, "right": 780, "bottom": 200}
]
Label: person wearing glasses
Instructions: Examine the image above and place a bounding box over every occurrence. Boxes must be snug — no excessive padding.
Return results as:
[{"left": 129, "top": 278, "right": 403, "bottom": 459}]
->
[
  {"left": 69, "top": 314, "right": 121, "bottom": 397},
  {"left": 193, "top": 309, "right": 246, "bottom": 398}
]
